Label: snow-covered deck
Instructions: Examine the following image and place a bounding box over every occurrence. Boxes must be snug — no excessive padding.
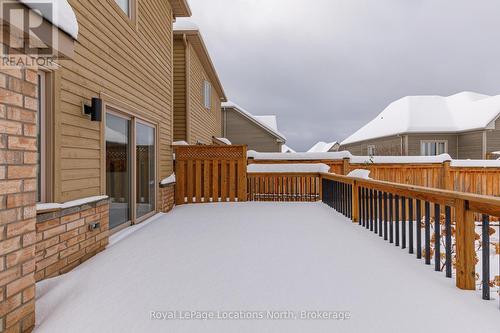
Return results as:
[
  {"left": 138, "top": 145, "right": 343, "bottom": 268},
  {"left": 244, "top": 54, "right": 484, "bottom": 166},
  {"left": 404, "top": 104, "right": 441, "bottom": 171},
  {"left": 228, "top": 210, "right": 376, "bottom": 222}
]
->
[{"left": 35, "top": 203, "right": 499, "bottom": 333}]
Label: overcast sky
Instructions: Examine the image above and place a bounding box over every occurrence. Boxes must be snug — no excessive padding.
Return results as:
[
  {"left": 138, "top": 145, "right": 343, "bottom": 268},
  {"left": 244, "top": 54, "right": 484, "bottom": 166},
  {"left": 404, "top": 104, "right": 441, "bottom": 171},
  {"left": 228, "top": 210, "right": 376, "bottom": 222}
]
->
[{"left": 187, "top": 0, "right": 500, "bottom": 151}]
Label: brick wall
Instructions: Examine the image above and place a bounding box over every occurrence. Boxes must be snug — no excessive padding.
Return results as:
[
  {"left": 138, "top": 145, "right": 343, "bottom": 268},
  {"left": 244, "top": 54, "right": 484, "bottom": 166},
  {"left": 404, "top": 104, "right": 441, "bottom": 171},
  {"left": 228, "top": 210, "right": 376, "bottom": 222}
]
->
[
  {"left": 35, "top": 199, "right": 109, "bottom": 282},
  {"left": 0, "top": 67, "right": 38, "bottom": 332},
  {"left": 159, "top": 184, "right": 175, "bottom": 213}
]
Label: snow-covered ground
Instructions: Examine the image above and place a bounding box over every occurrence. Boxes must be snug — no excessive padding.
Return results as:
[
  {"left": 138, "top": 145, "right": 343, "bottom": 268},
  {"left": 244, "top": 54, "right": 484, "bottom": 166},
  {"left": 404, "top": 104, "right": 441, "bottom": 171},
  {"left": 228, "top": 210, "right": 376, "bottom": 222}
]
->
[{"left": 34, "top": 203, "right": 500, "bottom": 333}]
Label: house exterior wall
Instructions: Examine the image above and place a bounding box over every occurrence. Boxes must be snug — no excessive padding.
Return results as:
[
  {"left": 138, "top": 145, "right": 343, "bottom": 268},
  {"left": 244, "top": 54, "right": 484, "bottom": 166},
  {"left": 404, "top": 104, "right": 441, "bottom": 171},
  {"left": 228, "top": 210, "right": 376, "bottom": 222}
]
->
[
  {"left": 458, "top": 131, "right": 484, "bottom": 159},
  {"left": 406, "top": 134, "right": 459, "bottom": 158},
  {"left": 340, "top": 136, "right": 403, "bottom": 156},
  {"left": 223, "top": 109, "right": 282, "bottom": 152},
  {"left": 55, "top": 0, "right": 175, "bottom": 203},
  {"left": 0, "top": 67, "right": 38, "bottom": 333},
  {"left": 186, "top": 44, "right": 222, "bottom": 144},
  {"left": 486, "top": 117, "right": 500, "bottom": 157},
  {"left": 173, "top": 38, "right": 186, "bottom": 142}
]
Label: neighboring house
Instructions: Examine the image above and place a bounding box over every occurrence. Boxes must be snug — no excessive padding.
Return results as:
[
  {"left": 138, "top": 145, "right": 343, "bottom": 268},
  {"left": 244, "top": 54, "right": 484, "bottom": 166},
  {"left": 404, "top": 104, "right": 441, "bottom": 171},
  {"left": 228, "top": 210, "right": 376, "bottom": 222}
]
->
[
  {"left": 173, "top": 20, "right": 227, "bottom": 145},
  {"left": 340, "top": 92, "right": 500, "bottom": 159},
  {"left": 282, "top": 145, "right": 296, "bottom": 153},
  {"left": 221, "top": 102, "right": 286, "bottom": 152},
  {"left": 308, "top": 141, "right": 339, "bottom": 153}
]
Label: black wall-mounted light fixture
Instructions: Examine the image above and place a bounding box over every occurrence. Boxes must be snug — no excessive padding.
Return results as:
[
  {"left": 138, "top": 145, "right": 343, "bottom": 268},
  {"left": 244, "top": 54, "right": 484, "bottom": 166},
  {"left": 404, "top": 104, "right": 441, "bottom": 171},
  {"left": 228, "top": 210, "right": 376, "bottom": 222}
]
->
[{"left": 83, "top": 97, "right": 103, "bottom": 122}]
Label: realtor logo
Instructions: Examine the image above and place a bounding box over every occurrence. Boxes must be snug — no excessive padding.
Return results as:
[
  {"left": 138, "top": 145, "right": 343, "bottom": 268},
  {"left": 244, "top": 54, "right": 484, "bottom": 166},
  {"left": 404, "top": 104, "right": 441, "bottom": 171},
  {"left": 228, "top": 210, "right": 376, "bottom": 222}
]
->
[{"left": 0, "top": 1, "right": 58, "bottom": 67}]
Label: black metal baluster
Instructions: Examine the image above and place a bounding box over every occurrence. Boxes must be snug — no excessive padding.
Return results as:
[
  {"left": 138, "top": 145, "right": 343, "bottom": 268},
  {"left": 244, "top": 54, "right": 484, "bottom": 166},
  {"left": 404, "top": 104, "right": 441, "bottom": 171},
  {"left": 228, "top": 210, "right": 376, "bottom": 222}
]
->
[
  {"left": 358, "top": 186, "right": 362, "bottom": 225},
  {"left": 378, "top": 191, "right": 383, "bottom": 237},
  {"left": 401, "top": 197, "right": 406, "bottom": 249},
  {"left": 363, "top": 188, "right": 368, "bottom": 228},
  {"left": 416, "top": 200, "right": 422, "bottom": 259},
  {"left": 395, "top": 195, "right": 400, "bottom": 247},
  {"left": 365, "top": 188, "right": 370, "bottom": 230},
  {"left": 445, "top": 206, "right": 452, "bottom": 278},
  {"left": 370, "top": 189, "right": 374, "bottom": 231},
  {"left": 389, "top": 193, "right": 394, "bottom": 244},
  {"left": 374, "top": 191, "right": 378, "bottom": 234},
  {"left": 383, "top": 192, "right": 388, "bottom": 241},
  {"left": 424, "top": 201, "right": 431, "bottom": 265},
  {"left": 360, "top": 187, "right": 365, "bottom": 226},
  {"left": 482, "top": 214, "right": 490, "bottom": 300},
  {"left": 434, "top": 203, "right": 441, "bottom": 272}
]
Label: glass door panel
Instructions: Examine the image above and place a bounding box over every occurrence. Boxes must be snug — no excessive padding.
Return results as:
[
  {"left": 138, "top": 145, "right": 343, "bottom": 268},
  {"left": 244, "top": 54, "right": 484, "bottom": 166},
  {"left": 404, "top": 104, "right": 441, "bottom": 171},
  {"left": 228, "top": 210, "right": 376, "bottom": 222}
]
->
[
  {"left": 106, "top": 113, "right": 131, "bottom": 229},
  {"left": 136, "top": 123, "right": 155, "bottom": 219}
]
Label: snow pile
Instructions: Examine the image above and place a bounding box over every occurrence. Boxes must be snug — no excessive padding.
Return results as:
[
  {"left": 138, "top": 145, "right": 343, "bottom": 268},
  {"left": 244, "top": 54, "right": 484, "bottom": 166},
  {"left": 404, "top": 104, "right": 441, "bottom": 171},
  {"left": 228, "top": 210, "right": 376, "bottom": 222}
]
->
[
  {"left": 173, "top": 19, "right": 199, "bottom": 32},
  {"left": 20, "top": 0, "right": 78, "bottom": 39},
  {"left": 248, "top": 150, "right": 352, "bottom": 160},
  {"left": 247, "top": 163, "right": 330, "bottom": 174},
  {"left": 350, "top": 154, "right": 452, "bottom": 164},
  {"left": 34, "top": 203, "right": 500, "bottom": 333},
  {"left": 347, "top": 169, "right": 371, "bottom": 179},
  {"left": 308, "top": 141, "right": 339, "bottom": 153},
  {"left": 222, "top": 102, "right": 286, "bottom": 141},
  {"left": 172, "top": 141, "right": 189, "bottom": 146},
  {"left": 160, "top": 174, "right": 176, "bottom": 186},
  {"left": 341, "top": 92, "right": 500, "bottom": 145},
  {"left": 450, "top": 160, "right": 500, "bottom": 167},
  {"left": 281, "top": 145, "right": 296, "bottom": 153},
  {"left": 36, "top": 195, "right": 108, "bottom": 212},
  {"left": 215, "top": 137, "right": 232, "bottom": 145}
]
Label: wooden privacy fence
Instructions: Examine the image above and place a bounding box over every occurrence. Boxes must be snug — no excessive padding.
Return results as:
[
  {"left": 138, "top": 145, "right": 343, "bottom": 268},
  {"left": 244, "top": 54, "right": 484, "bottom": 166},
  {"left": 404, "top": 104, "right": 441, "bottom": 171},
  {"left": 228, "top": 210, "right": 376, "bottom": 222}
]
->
[
  {"left": 247, "top": 173, "right": 321, "bottom": 202},
  {"left": 249, "top": 155, "right": 500, "bottom": 197},
  {"left": 174, "top": 145, "right": 247, "bottom": 204}
]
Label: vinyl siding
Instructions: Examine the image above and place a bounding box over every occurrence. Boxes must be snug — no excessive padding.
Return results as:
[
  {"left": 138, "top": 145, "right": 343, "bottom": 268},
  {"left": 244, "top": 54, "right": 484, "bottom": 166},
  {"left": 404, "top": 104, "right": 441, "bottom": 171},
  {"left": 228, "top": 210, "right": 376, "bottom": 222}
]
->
[
  {"left": 458, "top": 131, "right": 484, "bottom": 159},
  {"left": 486, "top": 117, "right": 500, "bottom": 156},
  {"left": 186, "top": 43, "right": 222, "bottom": 144},
  {"left": 56, "top": 0, "right": 174, "bottom": 202},
  {"left": 340, "top": 136, "right": 402, "bottom": 156},
  {"left": 406, "top": 134, "right": 458, "bottom": 158},
  {"left": 173, "top": 38, "right": 186, "bottom": 141},
  {"left": 223, "top": 109, "right": 282, "bottom": 152}
]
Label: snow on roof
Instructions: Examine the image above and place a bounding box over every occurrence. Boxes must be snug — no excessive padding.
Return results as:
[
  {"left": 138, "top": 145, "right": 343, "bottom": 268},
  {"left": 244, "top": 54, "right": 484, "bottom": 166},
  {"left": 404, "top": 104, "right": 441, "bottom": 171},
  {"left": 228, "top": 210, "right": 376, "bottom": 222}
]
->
[
  {"left": 247, "top": 163, "right": 330, "bottom": 174},
  {"left": 19, "top": 0, "right": 78, "bottom": 39},
  {"left": 248, "top": 150, "right": 352, "bottom": 160},
  {"left": 308, "top": 141, "right": 339, "bottom": 153},
  {"left": 173, "top": 20, "right": 199, "bottom": 32},
  {"left": 341, "top": 92, "right": 500, "bottom": 145},
  {"left": 222, "top": 101, "right": 286, "bottom": 142},
  {"left": 281, "top": 145, "right": 296, "bottom": 153},
  {"left": 350, "top": 154, "right": 452, "bottom": 164}
]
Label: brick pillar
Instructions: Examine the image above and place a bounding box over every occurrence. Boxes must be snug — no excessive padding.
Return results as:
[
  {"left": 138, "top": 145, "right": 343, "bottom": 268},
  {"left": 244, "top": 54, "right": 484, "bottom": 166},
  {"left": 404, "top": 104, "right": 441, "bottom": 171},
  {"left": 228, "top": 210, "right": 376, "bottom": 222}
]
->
[{"left": 0, "top": 67, "right": 38, "bottom": 332}]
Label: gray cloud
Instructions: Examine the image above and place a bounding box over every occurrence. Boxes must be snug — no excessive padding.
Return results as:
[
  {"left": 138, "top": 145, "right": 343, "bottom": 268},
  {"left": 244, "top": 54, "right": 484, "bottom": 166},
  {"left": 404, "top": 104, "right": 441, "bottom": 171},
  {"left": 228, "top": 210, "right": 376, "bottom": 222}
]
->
[{"left": 187, "top": 0, "right": 500, "bottom": 151}]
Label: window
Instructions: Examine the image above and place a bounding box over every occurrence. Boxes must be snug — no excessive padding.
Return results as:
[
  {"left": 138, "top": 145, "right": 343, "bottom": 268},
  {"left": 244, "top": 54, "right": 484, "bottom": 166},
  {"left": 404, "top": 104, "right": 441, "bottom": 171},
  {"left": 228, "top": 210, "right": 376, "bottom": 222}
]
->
[
  {"left": 203, "top": 80, "right": 211, "bottom": 109},
  {"left": 367, "top": 145, "right": 376, "bottom": 156},
  {"left": 421, "top": 140, "right": 447, "bottom": 156},
  {"left": 115, "top": 0, "right": 131, "bottom": 16},
  {"left": 37, "top": 72, "right": 46, "bottom": 202}
]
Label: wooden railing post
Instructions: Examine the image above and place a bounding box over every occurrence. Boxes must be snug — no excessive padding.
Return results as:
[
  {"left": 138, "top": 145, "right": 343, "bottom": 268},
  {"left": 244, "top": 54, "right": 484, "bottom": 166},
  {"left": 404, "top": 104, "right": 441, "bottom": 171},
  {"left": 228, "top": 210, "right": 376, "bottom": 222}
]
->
[
  {"left": 352, "top": 181, "right": 359, "bottom": 223},
  {"left": 455, "top": 199, "right": 476, "bottom": 290},
  {"left": 342, "top": 157, "right": 350, "bottom": 175},
  {"left": 442, "top": 160, "right": 452, "bottom": 190}
]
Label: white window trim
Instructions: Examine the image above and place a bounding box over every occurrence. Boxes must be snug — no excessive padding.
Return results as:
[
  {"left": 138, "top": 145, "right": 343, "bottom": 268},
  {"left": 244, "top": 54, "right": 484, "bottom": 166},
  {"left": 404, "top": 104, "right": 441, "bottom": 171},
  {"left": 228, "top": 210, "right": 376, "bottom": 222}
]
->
[
  {"left": 38, "top": 71, "right": 46, "bottom": 203},
  {"left": 420, "top": 140, "right": 448, "bottom": 156},
  {"left": 203, "top": 80, "right": 212, "bottom": 110},
  {"left": 367, "top": 145, "right": 376, "bottom": 156}
]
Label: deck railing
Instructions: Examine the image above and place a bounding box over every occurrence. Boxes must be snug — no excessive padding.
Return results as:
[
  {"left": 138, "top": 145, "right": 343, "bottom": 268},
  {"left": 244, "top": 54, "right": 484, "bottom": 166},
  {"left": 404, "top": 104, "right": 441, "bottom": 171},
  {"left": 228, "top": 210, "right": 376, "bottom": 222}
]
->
[
  {"left": 247, "top": 172, "right": 321, "bottom": 202},
  {"left": 320, "top": 172, "right": 499, "bottom": 305}
]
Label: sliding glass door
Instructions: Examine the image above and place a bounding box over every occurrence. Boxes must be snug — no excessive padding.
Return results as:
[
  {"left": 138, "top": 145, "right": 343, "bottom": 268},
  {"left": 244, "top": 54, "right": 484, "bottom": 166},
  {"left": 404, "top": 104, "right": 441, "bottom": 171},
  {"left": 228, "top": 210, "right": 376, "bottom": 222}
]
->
[
  {"left": 106, "top": 110, "right": 157, "bottom": 230},
  {"left": 136, "top": 122, "right": 156, "bottom": 219},
  {"left": 106, "top": 113, "right": 131, "bottom": 229}
]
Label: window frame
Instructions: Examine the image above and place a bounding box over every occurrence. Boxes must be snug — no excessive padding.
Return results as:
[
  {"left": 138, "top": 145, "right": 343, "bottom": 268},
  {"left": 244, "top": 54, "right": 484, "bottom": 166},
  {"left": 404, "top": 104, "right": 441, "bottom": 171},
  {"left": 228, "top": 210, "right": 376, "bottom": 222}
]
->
[
  {"left": 111, "top": 0, "right": 137, "bottom": 24},
  {"left": 367, "top": 145, "right": 376, "bottom": 156},
  {"left": 203, "top": 80, "right": 212, "bottom": 110},
  {"left": 420, "top": 140, "right": 448, "bottom": 156},
  {"left": 37, "top": 71, "right": 46, "bottom": 203}
]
